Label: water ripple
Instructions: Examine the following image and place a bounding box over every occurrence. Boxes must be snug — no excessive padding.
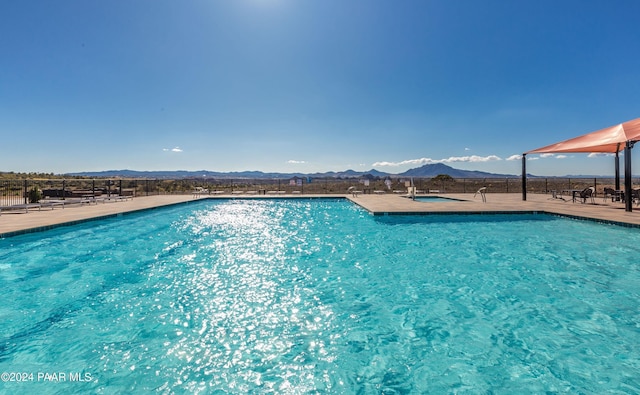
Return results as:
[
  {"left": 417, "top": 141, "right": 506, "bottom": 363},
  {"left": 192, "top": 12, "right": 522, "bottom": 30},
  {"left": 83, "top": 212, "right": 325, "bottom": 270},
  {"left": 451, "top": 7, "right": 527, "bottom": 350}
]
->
[{"left": 1, "top": 201, "right": 639, "bottom": 393}]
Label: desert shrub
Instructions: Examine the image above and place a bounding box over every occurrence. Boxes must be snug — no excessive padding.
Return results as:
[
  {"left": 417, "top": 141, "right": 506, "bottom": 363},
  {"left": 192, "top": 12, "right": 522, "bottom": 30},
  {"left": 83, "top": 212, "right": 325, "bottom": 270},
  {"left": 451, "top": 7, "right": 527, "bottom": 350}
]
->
[{"left": 27, "top": 187, "right": 42, "bottom": 203}]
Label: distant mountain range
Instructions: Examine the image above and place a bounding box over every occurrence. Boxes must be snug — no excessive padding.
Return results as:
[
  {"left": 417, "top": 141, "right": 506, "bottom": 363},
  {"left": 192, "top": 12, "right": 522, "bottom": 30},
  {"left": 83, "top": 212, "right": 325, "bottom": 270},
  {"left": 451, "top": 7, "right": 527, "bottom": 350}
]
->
[{"left": 68, "top": 163, "right": 518, "bottom": 179}]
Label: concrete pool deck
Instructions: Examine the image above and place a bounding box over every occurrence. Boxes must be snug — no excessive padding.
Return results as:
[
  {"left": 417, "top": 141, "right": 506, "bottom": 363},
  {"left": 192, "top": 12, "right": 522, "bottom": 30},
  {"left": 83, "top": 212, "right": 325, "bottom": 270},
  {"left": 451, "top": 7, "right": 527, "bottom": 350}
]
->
[
  {"left": 347, "top": 192, "right": 640, "bottom": 226},
  {"left": 2, "top": 192, "right": 640, "bottom": 237}
]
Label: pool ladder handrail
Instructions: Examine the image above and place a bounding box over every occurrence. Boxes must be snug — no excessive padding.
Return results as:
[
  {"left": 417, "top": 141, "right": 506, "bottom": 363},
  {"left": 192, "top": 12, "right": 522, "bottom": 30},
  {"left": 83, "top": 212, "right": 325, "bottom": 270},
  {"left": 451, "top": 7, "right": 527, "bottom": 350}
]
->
[{"left": 474, "top": 187, "right": 487, "bottom": 203}]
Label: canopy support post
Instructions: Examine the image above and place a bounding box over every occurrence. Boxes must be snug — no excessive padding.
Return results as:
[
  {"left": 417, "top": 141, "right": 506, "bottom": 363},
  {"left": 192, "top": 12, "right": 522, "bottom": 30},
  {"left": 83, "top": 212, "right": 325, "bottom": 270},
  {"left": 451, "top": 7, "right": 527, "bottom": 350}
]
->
[
  {"left": 615, "top": 144, "right": 621, "bottom": 191},
  {"left": 624, "top": 141, "right": 633, "bottom": 212},
  {"left": 522, "top": 154, "right": 527, "bottom": 201}
]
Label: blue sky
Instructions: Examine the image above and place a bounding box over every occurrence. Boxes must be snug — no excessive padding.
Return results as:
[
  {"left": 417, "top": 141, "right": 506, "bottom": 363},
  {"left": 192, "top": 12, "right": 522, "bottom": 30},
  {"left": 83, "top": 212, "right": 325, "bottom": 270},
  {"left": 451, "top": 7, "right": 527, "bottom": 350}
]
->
[{"left": 2, "top": 0, "right": 640, "bottom": 176}]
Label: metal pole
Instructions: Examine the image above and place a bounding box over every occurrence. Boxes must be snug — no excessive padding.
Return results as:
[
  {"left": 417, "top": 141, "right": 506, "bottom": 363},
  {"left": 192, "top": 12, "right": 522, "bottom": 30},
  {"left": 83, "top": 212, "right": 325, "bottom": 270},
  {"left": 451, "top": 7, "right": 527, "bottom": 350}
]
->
[
  {"left": 615, "top": 149, "right": 621, "bottom": 190},
  {"left": 624, "top": 141, "right": 633, "bottom": 212},
  {"left": 522, "top": 154, "right": 527, "bottom": 201}
]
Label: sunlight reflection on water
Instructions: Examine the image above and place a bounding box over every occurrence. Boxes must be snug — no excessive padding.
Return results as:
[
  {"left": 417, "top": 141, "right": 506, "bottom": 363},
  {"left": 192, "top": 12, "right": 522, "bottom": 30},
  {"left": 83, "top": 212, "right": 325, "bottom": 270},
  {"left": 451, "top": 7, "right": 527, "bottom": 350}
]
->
[{"left": 161, "top": 201, "right": 340, "bottom": 393}]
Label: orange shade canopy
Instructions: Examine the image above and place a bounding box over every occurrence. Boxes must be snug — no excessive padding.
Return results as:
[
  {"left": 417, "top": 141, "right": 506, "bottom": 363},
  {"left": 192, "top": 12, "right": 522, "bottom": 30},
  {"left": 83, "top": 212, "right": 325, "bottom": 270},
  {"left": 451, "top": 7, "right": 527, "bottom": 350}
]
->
[{"left": 526, "top": 118, "right": 640, "bottom": 154}]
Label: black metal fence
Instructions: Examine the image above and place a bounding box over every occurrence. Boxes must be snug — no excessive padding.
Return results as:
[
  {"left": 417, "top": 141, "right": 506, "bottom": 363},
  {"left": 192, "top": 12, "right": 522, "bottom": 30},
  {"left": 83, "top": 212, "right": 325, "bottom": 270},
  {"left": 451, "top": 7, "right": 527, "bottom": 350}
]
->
[
  {"left": 147, "top": 176, "right": 631, "bottom": 196},
  {"left": 0, "top": 179, "right": 158, "bottom": 206},
  {"left": 2, "top": 177, "right": 638, "bottom": 206}
]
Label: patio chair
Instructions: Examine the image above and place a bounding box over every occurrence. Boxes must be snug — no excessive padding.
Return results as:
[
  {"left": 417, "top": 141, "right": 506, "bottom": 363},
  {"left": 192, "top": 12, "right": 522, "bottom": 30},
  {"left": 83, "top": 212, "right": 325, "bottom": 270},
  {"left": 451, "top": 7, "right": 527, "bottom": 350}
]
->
[
  {"left": 603, "top": 187, "right": 616, "bottom": 202},
  {"left": 0, "top": 203, "right": 42, "bottom": 215},
  {"left": 192, "top": 187, "right": 209, "bottom": 198},
  {"left": 632, "top": 189, "right": 640, "bottom": 206},
  {"left": 347, "top": 187, "right": 362, "bottom": 197},
  {"left": 576, "top": 186, "right": 595, "bottom": 204}
]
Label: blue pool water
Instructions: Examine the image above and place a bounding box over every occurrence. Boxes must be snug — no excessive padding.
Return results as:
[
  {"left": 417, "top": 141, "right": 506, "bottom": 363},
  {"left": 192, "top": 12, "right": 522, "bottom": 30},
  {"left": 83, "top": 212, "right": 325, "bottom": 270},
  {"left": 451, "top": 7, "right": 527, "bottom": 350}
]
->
[
  {"left": 411, "top": 196, "right": 464, "bottom": 202},
  {"left": 1, "top": 199, "right": 639, "bottom": 394}
]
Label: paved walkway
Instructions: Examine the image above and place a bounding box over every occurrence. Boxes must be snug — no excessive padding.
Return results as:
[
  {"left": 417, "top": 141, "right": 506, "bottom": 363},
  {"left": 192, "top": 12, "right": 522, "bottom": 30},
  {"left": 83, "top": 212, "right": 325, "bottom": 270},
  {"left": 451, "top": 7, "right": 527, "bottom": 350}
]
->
[
  {"left": 0, "top": 195, "right": 197, "bottom": 237},
  {"left": 2, "top": 192, "right": 640, "bottom": 238}
]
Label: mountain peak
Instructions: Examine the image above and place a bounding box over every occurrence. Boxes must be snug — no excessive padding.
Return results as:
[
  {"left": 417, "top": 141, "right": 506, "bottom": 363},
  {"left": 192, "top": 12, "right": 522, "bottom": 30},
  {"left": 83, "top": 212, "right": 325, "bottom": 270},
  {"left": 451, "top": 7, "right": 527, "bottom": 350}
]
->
[{"left": 399, "top": 163, "right": 512, "bottom": 178}]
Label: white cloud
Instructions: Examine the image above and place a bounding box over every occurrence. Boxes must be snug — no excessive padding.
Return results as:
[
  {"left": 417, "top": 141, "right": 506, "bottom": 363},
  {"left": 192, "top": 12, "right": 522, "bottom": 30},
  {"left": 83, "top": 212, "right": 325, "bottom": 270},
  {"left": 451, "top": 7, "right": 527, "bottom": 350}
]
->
[
  {"left": 163, "top": 147, "right": 183, "bottom": 153},
  {"left": 506, "top": 154, "right": 522, "bottom": 161},
  {"left": 372, "top": 158, "right": 435, "bottom": 167},
  {"left": 372, "top": 155, "right": 501, "bottom": 167},
  {"left": 539, "top": 153, "right": 555, "bottom": 158},
  {"left": 446, "top": 155, "right": 501, "bottom": 163},
  {"left": 287, "top": 160, "right": 306, "bottom": 164}
]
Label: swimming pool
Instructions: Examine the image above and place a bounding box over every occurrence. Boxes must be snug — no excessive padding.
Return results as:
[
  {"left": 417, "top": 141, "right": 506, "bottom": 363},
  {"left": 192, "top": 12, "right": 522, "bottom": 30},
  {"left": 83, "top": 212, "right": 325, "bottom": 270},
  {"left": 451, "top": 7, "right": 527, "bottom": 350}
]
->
[{"left": 1, "top": 199, "right": 639, "bottom": 393}]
